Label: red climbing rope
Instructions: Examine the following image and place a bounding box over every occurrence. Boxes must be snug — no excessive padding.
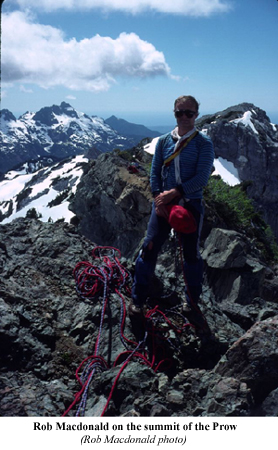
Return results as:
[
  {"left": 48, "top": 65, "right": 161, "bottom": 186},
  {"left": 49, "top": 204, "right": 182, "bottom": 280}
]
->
[{"left": 63, "top": 245, "right": 192, "bottom": 417}]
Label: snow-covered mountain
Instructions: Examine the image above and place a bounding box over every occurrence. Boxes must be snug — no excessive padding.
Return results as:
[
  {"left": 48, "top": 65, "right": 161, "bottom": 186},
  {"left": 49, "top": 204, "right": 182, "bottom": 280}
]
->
[
  {"left": 1, "top": 102, "right": 278, "bottom": 238},
  {"left": 0, "top": 155, "right": 87, "bottom": 224},
  {"left": 0, "top": 102, "right": 138, "bottom": 174},
  {"left": 0, "top": 102, "right": 159, "bottom": 225}
]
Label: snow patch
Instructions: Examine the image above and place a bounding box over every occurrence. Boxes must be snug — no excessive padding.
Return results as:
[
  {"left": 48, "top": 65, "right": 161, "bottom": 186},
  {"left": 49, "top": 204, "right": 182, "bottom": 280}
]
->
[
  {"left": 231, "top": 111, "right": 258, "bottom": 134},
  {"left": 212, "top": 157, "right": 240, "bottom": 186},
  {"left": 144, "top": 137, "right": 160, "bottom": 155}
]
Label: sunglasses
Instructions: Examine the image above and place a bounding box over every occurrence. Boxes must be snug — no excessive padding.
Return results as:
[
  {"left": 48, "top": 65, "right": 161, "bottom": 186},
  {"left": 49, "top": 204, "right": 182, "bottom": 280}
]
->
[{"left": 174, "top": 109, "right": 197, "bottom": 118}]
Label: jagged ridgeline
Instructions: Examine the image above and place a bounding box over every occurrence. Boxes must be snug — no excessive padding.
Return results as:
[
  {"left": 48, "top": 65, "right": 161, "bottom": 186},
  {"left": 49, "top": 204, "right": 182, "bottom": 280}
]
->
[
  {"left": 0, "top": 102, "right": 160, "bottom": 174},
  {"left": 1, "top": 102, "right": 278, "bottom": 417}
]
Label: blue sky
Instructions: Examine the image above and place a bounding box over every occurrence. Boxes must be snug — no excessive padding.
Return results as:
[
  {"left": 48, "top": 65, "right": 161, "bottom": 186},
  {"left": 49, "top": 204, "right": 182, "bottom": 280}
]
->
[{"left": 1, "top": 0, "right": 278, "bottom": 127}]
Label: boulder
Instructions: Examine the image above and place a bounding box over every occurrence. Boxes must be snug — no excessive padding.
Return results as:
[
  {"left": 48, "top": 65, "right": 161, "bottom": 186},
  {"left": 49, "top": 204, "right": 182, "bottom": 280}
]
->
[
  {"left": 202, "top": 228, "right": 278, "bottom": 330},
  {"left": 70, "top": 149, "right": 153, "bottom": 258},
  {"left": 215, "top": 316, "right": 278, "bottom": 404},
  {"left": 203, "top": 228, "right": 266, "bottom": 305},
  {"left": 202, "top": 228, "right": 249, "bottom": 269}
]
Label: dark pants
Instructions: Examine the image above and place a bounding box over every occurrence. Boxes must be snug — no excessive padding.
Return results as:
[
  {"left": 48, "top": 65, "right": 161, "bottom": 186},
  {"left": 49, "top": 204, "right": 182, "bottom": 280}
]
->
[{"left": 132, "top": 199, "right": 204, "bottom": 307}]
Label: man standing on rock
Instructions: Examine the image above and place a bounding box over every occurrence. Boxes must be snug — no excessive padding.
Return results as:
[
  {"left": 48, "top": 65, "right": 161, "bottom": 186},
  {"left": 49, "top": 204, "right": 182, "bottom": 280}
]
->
[{"left": 131, "top": 95, "right": 214, "bottom": 317}]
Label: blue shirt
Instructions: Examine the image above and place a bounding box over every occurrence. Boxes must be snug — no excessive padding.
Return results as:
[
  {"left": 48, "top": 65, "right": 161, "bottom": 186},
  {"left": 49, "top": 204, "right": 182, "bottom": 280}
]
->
[{"left": 150, "top": 131, "right": 214, "bottom": 199}]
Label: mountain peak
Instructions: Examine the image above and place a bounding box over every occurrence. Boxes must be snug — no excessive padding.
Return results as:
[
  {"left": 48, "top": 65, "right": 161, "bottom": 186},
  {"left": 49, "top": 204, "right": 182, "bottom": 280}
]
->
[
  {"left": 33, "top": 102, "right": 79, "bottom": 125},
  {"left": 60, "top": 101, "right": 72, "bottom": 109},
  {"left": 197, "top": 102, "right": 271, "bottom": 127},
  {"left": 59, "top": 101, "right": 79, "bottom": 118},
  {"left": 105, "top": 115, "right": 160, "bottom": 138},
  {"left": 0, "top": 109, "right": 17, "bottom": 122}
]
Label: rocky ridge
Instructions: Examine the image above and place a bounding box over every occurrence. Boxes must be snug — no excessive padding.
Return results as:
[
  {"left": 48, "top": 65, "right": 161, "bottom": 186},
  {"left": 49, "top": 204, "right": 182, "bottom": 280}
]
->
[{"left": 1, "top": 148, "right": 278, "bottom": 417}]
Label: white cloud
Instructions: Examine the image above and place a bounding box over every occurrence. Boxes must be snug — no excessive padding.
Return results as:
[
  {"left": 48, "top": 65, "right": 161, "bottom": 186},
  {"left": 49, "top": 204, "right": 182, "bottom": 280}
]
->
[
  {"left": 9, "top": 0, "right": 231, "bottom": 16},
  {"left": 2, "top": 11, "right": 171, "bottom": 92}
]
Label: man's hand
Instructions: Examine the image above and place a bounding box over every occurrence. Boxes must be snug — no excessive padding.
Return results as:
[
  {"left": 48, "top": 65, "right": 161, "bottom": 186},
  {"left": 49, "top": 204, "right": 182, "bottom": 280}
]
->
[
  {"left": 155, "top": 203, "right": 169, "bottom": 219},
  {"left": 154, "top": 188, "right": 181, "bottom": 219},
  {"left": 154, "top": 188, "right": 181, "bottom": 207}
]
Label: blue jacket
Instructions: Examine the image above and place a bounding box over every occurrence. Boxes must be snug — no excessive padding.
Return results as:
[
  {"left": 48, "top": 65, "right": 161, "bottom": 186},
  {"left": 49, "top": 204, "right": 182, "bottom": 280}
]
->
[{"left": 150, "top": 131, "right": 214, "bottom": 199}]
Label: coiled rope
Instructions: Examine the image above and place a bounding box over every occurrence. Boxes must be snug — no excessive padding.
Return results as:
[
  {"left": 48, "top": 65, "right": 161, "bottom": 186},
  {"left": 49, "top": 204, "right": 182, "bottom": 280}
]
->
[{"left": 62, "top": 245, "right": 192, "bottom": 417}]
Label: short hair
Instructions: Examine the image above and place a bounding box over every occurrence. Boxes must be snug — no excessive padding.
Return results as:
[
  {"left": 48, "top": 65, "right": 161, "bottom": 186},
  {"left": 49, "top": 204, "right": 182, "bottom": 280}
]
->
[{"left": 174, "top": 95, "right": 200, "bottom": 113}]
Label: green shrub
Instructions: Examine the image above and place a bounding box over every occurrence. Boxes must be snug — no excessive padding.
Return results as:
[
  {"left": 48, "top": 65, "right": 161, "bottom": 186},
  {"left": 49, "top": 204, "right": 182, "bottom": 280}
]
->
[
  {"left": 204, "top": 176, "right": 278, "bottom": 262},
  {"left": 204, "top": 176, "right": 258, "bottom": 228}
]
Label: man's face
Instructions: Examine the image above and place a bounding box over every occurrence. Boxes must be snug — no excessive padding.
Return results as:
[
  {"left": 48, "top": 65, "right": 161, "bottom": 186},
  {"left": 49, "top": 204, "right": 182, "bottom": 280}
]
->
[{"left": 174, "top": 100, "right": 199, "bottom": 130}]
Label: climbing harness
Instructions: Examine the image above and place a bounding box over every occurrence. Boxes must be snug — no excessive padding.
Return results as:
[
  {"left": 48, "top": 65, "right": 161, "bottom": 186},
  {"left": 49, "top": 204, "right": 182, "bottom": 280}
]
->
[{"left": 63, "top": 246, "right": 192, "bottom": 417}]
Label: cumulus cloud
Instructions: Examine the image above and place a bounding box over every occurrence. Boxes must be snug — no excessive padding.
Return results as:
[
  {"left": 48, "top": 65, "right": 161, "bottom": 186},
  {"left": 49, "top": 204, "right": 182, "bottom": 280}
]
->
[
  {"left": 2, "top": 11, "right": 171, "bottom": 92},
  {"left": 8, "top": 0, "right": 231, "bottom": 16}
]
